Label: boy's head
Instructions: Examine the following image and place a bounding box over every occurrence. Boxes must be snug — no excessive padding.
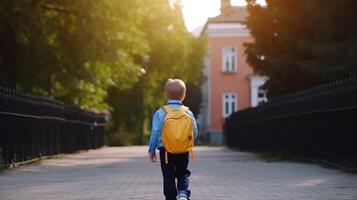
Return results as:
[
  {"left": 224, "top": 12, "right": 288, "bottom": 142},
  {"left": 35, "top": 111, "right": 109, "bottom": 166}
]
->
[{"left": 164, "top": 79, "right": 186, "bottom": 101}]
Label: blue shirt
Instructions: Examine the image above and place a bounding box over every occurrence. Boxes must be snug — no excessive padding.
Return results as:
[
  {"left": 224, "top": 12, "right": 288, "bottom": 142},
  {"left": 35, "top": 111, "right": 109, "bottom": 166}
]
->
[{"left": 148, "top": 100, "right": 198, "bottom": 155}]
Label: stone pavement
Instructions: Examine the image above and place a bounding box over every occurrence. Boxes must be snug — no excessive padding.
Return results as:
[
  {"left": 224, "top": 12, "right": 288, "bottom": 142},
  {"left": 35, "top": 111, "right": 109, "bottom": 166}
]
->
[{"left": 1, "top": 146, "right": 357, "bottom": 200}]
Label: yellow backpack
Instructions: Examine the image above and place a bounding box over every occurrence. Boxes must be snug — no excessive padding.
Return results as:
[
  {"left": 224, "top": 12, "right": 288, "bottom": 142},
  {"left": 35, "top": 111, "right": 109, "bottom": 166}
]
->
[{"left": 162, "top": 105, "right": 195, "bottom": 164}]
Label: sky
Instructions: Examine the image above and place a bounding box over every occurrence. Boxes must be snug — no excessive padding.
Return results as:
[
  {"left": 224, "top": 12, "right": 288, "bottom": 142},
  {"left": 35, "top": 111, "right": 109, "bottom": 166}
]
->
[{"left": 181, "top": 0, "right": 266, "bottom": 32}]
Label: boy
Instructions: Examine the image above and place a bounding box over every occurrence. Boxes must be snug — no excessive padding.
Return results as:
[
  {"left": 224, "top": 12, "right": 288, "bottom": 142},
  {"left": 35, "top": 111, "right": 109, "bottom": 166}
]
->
[{"left": 148, "top": 79, "right": 198, "bottom": 200}]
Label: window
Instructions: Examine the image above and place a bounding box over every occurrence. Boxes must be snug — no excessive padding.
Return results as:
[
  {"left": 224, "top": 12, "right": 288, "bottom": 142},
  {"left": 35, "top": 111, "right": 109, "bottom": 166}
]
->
[
  {"left": 222, "top": 47, "right": 237, "bottom": 72},
  {"left": 222, "top": 93, "right": 237, "bottom": 118},
  {"left": 257, "top": 87, "right": 268, "bottom": 105}
]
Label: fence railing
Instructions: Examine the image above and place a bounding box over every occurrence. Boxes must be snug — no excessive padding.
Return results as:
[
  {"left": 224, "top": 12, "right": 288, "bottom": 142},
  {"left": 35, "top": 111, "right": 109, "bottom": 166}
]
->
[
  {"left": 224, "top": 76, "right": 357, "bottom": 167},
  {"left": 0, "top": 85, "right": 107, "bottom": 168}
]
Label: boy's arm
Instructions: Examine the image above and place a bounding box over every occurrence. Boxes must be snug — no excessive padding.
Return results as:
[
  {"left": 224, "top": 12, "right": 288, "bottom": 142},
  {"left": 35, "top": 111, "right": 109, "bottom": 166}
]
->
[
  {"left": 187, "top": 111, "right": 198, "bottom": 140},
  {"left": 148, "top": 110, "right": 161, "bottom": 155}
]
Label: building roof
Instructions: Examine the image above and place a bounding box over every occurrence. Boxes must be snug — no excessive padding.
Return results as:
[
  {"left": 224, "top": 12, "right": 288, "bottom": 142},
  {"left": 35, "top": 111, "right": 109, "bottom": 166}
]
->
[
  {"left": 208, "top": 6, "right": 248, "bottom": 24},
  {"left": 201, "top": 6, "right": 248, "bottom": 36}
]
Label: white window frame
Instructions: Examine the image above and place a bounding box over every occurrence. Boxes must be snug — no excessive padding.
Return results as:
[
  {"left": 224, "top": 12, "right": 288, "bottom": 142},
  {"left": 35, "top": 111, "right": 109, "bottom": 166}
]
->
[
  {"left": 222, "top": 47, "right": 237, "bottom": 73},
  {"left": 222, "top": 93, "right": 238, "bottom": 118}
]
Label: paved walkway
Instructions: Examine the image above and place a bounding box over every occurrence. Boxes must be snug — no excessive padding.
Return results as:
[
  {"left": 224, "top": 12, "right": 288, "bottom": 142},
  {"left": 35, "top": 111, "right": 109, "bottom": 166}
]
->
[{"left": 1, "top": 146, "right": 357, "bottom": 200}]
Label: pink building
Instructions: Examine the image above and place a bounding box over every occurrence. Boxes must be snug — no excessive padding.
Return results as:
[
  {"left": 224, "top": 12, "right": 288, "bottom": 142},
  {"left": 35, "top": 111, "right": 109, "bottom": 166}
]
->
[{"left": 198, "top": 0, "right": 267, "bottom": 144}]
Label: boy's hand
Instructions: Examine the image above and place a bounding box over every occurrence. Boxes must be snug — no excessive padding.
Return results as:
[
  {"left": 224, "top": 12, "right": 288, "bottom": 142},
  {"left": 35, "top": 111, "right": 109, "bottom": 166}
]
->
[{"left": 149, "top": 153, "right": 157, "bottom": 163}]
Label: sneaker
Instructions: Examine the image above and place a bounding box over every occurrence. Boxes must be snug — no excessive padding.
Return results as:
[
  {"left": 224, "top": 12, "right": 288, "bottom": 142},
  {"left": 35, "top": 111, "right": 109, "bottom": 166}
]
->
[{"left": 177, "top": 194, "right": 188, "bottom": 200}]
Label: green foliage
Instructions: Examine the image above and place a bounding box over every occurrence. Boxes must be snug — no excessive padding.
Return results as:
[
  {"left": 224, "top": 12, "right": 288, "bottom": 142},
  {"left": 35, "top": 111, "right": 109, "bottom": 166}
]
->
[
  {"left": 0, "top": 0, "right": 148, "bottom": 110},
  {"left": 106, "top": 84, "right": 143, "bottom": 146},
  {"left": 245, "top": 0, "right": 357, "bottom": 97},
  {"left": 0, "top": 0, "right": 206, "bottom": 145},
  {"left": 106, "top": 0, "right": 206, "bottom": 146}
]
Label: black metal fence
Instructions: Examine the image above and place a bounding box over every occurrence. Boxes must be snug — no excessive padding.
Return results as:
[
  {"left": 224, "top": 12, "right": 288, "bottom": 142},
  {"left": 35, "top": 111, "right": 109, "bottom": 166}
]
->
[
  {"left": 0, "top": 85, "right": 107, "bottom": 168},
  {"left": 224, "top": 76, "right": 357, "bottom": 167}
]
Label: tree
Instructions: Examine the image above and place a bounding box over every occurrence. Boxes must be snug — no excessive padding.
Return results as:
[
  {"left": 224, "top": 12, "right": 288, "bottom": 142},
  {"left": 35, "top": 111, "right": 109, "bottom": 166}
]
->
[
  {"left": 106, "top": 0, "right": 206, "bottom": 145},
  {"left": 0, "top": 0, "right": 148, "bottom": 110},
  {"left": 0, "top": 0, "right": 206, "bottom": 145},
  {"left": 245, "top": 0, "right": 357, "bottom": 97}
]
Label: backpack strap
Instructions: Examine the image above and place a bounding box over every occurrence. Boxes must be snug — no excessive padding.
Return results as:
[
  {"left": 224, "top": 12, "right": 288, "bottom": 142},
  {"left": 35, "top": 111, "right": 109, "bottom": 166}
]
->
[
  {"left": 165, "top": 151, "right": 169, "bottom": 164},
  {"left": 190, "top": 149, "right": 196, "bottom": 161},
  {"left": 163, "top": 105, "right": 189, "bottom": 113},
  {"left": 162, "top": 105, "right": 173, "bottom": 114},
  {"left": 179, "top": 106, "right": 189, "bottom": 113},
  {"left": 162, "top": 105, "right": 171, "bottom": 164}
]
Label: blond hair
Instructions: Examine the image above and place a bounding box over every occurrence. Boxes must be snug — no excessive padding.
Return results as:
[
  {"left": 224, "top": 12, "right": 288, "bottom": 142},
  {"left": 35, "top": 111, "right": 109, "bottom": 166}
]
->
[{"left": 164, "top": 79, "right": 186, "bottom": 100}]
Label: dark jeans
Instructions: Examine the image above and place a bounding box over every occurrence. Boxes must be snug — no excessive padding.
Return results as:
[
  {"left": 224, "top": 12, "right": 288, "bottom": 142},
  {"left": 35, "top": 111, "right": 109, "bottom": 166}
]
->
[{"left": 159, "top": 148, "right": 191, "bottom": 200}]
